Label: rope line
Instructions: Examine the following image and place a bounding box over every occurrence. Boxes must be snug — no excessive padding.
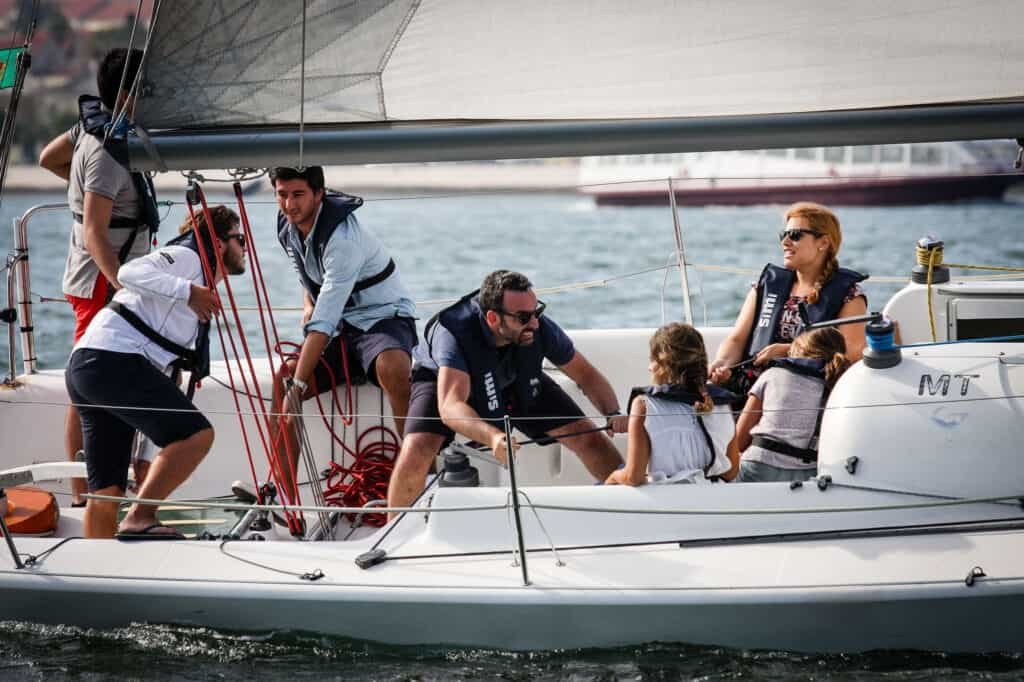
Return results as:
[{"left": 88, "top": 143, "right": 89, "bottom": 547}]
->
[
  {"left": 5, "top": 388, "right": 1024, "bottom": 421},
  {"left": 79, "top": 490, "right": 1024, "bottom": 517},
  {"left": 24, "top": 257, "right": 1024, "bottom": 310}
]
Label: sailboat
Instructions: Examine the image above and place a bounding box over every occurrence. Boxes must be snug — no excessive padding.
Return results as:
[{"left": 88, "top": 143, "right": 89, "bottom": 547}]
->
[{"left": 0, "top": 0, "right": 1023, "bottom": 653}]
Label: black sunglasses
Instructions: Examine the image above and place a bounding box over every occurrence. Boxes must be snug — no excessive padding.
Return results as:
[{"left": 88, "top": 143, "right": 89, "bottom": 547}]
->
[
  {"left": 224, "top": 233, "right": 246, "bottom": 248},
  {"left": 498, "top": 301, "right": 546, "bottom": 325},
  {"left": 778, "top": 229, "right": 821, "bottom": 243}
]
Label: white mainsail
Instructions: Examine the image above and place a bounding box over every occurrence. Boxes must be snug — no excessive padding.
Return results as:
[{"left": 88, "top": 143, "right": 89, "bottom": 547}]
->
[
  {"left": 129, "top": 0, "right": 1024, "bottom": 169},
  {"left": 138, "top": 0, "right": 1024, "bottom": 128}
]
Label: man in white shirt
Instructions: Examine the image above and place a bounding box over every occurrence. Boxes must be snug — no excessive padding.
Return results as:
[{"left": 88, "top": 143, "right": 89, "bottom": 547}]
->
[{"left": 65, "top": 206, "right": 245, "bottom": 539}]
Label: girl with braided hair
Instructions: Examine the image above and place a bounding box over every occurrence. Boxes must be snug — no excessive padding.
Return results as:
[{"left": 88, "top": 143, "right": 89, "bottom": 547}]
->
[
  {"left": 709, "top": 202, "right": 867, "bottom": 396},
  {"left": 606, "top": 323, "right": 737, "bottom": 486},
  {"left": 734, "top": 326, "right": 851, "bottom": 483}
]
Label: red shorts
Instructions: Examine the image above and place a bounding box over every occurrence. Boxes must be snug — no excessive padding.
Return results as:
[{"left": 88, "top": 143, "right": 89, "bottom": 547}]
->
[{"left": 66, "top": 276, "right": 110, "bottom": 343}]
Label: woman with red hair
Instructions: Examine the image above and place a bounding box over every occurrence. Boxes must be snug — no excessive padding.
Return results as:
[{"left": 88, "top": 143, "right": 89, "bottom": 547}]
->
[{"left": 709, "top": 202, "right": 867, "bottom": 393}]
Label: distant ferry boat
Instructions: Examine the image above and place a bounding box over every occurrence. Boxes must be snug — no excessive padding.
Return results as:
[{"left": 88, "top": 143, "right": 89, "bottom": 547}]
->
[{"left": 580, "top": 141, "right": 1023, "bottom": 206}]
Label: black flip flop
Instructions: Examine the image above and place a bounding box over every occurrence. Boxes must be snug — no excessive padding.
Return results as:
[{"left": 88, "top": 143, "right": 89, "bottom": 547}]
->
[{"left": 115, "top": 523, "right": 186, "bottom": 541}]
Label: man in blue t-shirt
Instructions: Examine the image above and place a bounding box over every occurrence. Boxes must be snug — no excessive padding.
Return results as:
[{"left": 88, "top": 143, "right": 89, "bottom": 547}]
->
[{"left": 387, "top": 270, "right": 627, "bottom": 511}]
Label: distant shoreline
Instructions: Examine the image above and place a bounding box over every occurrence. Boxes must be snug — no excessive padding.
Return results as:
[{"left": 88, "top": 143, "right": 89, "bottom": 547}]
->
[{"left": 3, "top": 162, "right": 581, "bottom": 194}]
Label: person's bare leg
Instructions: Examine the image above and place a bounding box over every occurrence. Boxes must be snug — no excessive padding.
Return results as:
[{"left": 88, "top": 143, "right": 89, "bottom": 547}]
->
[
  {"left": 132, "top": 459, "right": 151, "bottom": 490},
  {"left": 64, "top": 405, "right": 87, "bottom": 505},
  {"left": 373, "top": 349, "right": 412, "bottom": 437},
  {"left": 387, "top": 432, "right": 446, "bottom": 519},
  {"left": 269, "top": 360, "right": 303, "bottom": 502},
  {"left": 83, "top": 486, "right": 122, "bottom": 538},
  {"left": 118, "top": 428, "right": 214, "bottom": 533},
  {"left": 547, "top": 419, "right": 623, "bottom": 479}
]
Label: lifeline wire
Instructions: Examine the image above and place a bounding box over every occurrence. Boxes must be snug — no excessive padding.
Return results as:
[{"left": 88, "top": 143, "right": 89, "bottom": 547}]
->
[
  {"left": 81, "top": 489, "right": 1024, "bottom": 517},
  {"left": 9, "top": 388, "right": 1024, "bottom": 421}
]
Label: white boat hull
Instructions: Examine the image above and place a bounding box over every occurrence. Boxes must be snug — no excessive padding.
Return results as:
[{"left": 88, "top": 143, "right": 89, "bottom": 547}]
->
[
  {"left": 1, "top": 482, "right": 1022, "bottom": 652},
  {"left": 2, "top": 527, "right": 1021, "bottom": 652}
]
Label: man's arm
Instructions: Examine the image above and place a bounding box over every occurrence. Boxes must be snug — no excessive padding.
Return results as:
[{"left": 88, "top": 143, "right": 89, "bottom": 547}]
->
[
  {"left": 82, "top": 191, "right": 124, "bottom": 290},
  {"left": 119, "top": 247, "right": 220, "bottom": 322},
  {"left": 557, "top": 351, "right": 627, "bottom": 433},
  {"left": 291, "top": 329, "right": 330, "bottom": 387},
  {"left": 438, "top": 366, "right": 518, "bottom": 463},
  {"left": 39, "top": 131, "right": 74, "bottom": 180},
  {"left": 302, "top": 290, "right": 315, "bottom": 327}
]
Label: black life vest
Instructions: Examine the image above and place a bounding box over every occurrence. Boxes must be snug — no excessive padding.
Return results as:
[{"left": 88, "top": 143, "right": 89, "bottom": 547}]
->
[
  {"left": 627, "top": 383, "right": 736, "bottom": 411},
  {"left": 107, "top": 232, "right": 211, "bottom": 383},
  {"left": 276, "top": 192, "right": 397, "bottom": 310},
  {"left": 76, "top": 95, "right": 160, "bottom": 263},
  {"left": 745, "top": 263, "right": 867, "bottom": 361},
  {"left": 627, "top": 383, "right": 736, "bottom": 477},
  {"left": 749, "top": 357, "right": 828, "bottom": 463},
  {"left": 423, "top": 291, "right": 546, "bottom": 425}
]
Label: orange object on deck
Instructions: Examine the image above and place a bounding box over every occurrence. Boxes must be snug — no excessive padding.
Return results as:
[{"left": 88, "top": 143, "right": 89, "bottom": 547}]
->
[{"left": 3, "top": 487, "right": 59, "bottom": 535}]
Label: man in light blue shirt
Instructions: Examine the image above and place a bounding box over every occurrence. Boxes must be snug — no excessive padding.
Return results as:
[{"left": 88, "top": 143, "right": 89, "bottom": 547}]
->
[{"left": 269, "top": 167, "right": 416, "bottom": 509}]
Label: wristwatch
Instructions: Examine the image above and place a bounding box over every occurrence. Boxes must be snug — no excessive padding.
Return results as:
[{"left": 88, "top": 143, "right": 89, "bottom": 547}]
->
[
  {"left": 286, "top": 376, "right": 308, "bottom": 393},
  {"left": 604, "top": 409, "right": 623, "bottom": 428}
]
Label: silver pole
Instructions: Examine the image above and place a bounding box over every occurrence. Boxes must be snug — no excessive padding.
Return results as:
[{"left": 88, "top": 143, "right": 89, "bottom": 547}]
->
[
  {"left": 4, "top": 254, "right": 19, "bottom": 385},
  {"left": 667, "top": 177, "right": 693, "bottom": 325},
  {"left": 504, "top": 415, "right": 530, "bottom": 586},
  {"left": 13, "top": 204, "right": 67, "bottom": 376}
]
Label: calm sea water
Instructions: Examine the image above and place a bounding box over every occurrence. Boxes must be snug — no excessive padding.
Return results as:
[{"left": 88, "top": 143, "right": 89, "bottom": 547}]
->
[{"left": 1, "top": 189, "right": 1023, "bottom": 679}]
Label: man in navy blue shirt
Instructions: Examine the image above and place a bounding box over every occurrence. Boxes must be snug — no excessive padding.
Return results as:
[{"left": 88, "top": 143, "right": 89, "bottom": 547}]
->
[{"left": 387, "top": 270, "right": 626, "bottom": 511}]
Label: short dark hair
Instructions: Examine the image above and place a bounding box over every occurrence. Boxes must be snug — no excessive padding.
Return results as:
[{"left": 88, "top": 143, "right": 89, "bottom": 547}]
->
[
  {"left": 97, "top": 48, "right": 144, "bottom": 110},
  {"left": 479, "top": 270, "right": 533, "bottom": 312},
  {"left": 269, "top": 166, "right": 325, "bottom": 193},
  {"left": 179, "top": 205, "right": 239, "bottom": 253}
]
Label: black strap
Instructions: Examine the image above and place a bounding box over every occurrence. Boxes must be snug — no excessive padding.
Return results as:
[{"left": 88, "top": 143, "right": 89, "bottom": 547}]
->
[
  {"left": 695, "top": 416, "right": 718, "bottom": 477},
  {"left": 750, "top": 435, "right": 818, "bottom": 463},
  {"left": 107, "top": 302, "right": 200, "bottom": 368},
  {"left": 72, "top": 212, "right": 142, "bottom": 229},
  {"left": 72, "top": 212, "right": 144, "bottom": 266},
  {"left": 345, "top": 258, "right": 396, "bottom": 307}
]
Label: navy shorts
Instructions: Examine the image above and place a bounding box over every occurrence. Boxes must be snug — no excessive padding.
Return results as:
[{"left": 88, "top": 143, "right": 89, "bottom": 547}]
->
[
  {"left": 65, "top": 348, "right": 212, "bottom": 492},
  {"left": 311, "top": 316, "right": 417, "bottom": 392},
  {"left": 405, "top": 370, "right": 586, "bottom": 445}
]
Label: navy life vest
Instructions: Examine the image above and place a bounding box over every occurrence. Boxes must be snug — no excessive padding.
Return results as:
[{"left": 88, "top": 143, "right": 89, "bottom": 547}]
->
[
  {"left": 749, "top": 357, "right": 828, "bottom": 463},
  {"left": 423, "top": 290, "right": 546, "bottom": 425},
  {"left": 107, "top": 231, "right": 212, "bottom": 385},
  {"left": 745, "top": 263, "right": 867, "bottom": 361},
  {"left": 627, "top": 383, "right": 736, "bottom": 476},
  {"left": 276, "top": 192, "right": 396, "bottom": 309},
  {"left": 76, "top": 95, "right": 160, "bottom": 263}
]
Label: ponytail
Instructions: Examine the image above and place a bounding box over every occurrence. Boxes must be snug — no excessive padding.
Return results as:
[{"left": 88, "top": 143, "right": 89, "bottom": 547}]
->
[
  {"left": 807, "top": 252, "right": 838, "bottom": 305},
  {"left": 823, "top": 351, "right": 850, "bottom": 391},
  {"left": 694, "top": 390, "right": 714, "bottom": 415}
]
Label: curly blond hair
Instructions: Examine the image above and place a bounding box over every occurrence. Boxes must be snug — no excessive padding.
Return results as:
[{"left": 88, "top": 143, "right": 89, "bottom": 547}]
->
[{"left": 649, "top": 323, "right": 713, "bottom": 413}]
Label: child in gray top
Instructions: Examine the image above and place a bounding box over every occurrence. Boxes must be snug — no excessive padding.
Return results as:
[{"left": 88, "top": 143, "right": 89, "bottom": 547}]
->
[{"left": 735, "top": 327, "right": 850, "bottom": 482}]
